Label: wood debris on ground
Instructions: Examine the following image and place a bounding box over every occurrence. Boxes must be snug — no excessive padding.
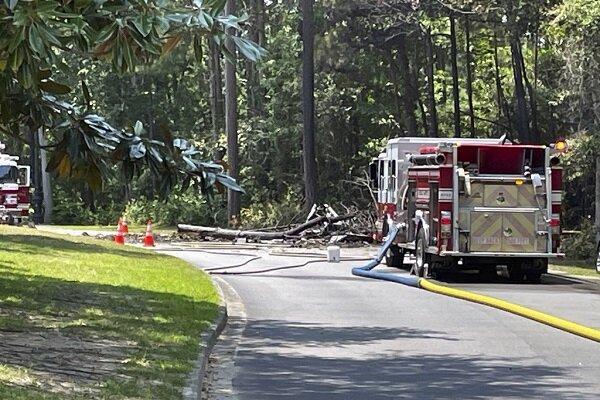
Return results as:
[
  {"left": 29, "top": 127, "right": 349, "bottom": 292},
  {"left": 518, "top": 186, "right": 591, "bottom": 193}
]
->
[{"left": 177, "top": 204, "right": 375, "bottom": 246}]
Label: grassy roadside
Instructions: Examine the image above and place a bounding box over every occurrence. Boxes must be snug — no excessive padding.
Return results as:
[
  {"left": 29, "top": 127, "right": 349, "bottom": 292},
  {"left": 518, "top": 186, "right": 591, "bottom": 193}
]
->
[
  {"left": 549, "top": 259, "right": 598, "bottom": 278},
  {"left": 49, "top": 224, "right": 176, "bottom": 234},
  {"left": 0, "top": 226, "right": 218, "bottom": 399}
]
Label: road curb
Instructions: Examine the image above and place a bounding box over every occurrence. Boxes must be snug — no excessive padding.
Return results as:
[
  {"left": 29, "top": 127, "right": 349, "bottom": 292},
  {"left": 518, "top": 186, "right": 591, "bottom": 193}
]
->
[
  {"left": 547, "top": 270, "right": 600, "bottom": 286},
  {"left": 183, "top": 276, "right": 229, "bottom": 400}
]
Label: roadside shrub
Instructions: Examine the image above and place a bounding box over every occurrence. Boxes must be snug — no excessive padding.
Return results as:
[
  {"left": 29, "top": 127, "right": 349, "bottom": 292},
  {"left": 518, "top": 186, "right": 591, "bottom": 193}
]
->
[
  {"left": 562, "top": 217, "right": 597, "bottom": 260},
  {"left": 240, "top": 189, "right": 303, "bottom": 229},
  {"left": 124, "top": 192, "right": 219, "bottom": 226},
  {"left": 51, "top": 187, "right": 96, "bottom": 225}
]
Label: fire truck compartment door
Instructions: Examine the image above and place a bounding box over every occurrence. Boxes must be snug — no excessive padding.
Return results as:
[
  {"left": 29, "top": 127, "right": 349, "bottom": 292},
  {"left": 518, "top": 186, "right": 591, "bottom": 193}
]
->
[
  {"left": 483, "top": 184, "right": 518, "bottom": 207},
  {"left": 470, "top": 212, "right": 502, "bottom": 252},
  {"left": 501, "top": 212, "right": 537, "bottom": 252},
  {"left": 470, "top": 211, "right": 545, "bottom": 253}
]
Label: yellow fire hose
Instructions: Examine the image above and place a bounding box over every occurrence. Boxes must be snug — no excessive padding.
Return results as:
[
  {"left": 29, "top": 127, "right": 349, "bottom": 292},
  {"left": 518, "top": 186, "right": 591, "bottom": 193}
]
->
[{"left": 419, "top": 279, "right": 600, "bottom": 343}]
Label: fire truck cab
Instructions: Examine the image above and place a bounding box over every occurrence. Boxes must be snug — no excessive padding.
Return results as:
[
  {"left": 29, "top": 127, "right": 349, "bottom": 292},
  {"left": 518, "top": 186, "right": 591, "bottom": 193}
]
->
[
  {"left": 369, "top": 137, "right": 564, "bottom": 282},
  {"left": 0, "top": 143, "right": 30, "bottom": 225}
]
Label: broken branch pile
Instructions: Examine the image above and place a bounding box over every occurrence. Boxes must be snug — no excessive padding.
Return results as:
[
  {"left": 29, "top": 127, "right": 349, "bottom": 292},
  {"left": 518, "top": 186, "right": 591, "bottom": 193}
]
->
[{"left": 178, "top": 213, "right": 357, "bottom": 241}]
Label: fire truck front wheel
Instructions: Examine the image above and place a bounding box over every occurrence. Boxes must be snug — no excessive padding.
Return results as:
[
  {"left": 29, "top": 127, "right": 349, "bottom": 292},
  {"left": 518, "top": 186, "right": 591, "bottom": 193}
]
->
[{"left": 412, "top": 229, "right": 429, "bottom": 277}]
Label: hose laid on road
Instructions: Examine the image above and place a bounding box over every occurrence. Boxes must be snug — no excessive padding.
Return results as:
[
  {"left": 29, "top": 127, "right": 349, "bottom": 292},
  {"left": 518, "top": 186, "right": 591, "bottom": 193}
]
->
[
  {"left": 419, "top": 279, "right": 600, "bottom": 343},
  {"left": 350, "top": 224, "right": 420, "bottom": 287},
  {"left": 352, "top": 223, "right": 600, "bottom": 343},
  {"left": 209, "top": 257, "right": 372, "bottom": 275}
]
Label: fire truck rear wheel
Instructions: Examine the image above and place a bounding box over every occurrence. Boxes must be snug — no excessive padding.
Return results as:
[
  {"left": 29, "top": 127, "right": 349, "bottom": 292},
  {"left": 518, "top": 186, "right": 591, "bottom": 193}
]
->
[
  {"left": 413, "top": 229, "right": 429, "bottom": 277},
  {"left": 507, "top": 262, "right": 525, "bottom": 283},
  {"left": 385, "top": 245, "right": 405, "bottom": 269}
]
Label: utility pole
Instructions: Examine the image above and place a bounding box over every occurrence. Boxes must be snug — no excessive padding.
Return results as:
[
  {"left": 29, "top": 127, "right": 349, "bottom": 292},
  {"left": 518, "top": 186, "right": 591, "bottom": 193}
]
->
[
  {"left": 301, "top": 0, "right": 318, "bottom": 209},
  {"left": 225, "top": 0, "right": 240, "bottom": 225}
]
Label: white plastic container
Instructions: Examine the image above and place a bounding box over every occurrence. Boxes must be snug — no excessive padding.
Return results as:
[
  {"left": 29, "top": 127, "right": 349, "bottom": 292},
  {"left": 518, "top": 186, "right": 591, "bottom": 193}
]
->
[{"left": 327, "top": 245, "right": 341, "bottom": 263}]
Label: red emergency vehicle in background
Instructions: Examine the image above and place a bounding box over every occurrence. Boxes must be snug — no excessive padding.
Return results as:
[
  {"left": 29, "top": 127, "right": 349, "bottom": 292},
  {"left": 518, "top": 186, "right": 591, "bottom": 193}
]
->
[
  {"left": 369, "top": 137, "right": 565, "bottom": 282},
  {"left": 0, "top": 143, "right": 30, "bottom": 225}
]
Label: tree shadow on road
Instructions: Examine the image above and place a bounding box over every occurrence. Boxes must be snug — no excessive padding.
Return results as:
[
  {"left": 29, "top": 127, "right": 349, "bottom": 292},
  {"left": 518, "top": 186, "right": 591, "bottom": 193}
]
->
[{"left": 231, "top": 319, "right": 592, "bottom": 399}]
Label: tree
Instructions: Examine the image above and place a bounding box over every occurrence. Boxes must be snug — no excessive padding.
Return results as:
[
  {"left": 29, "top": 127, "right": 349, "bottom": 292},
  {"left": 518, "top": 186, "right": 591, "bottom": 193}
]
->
[
  {"left": 449, "top": 13, "right": 461, "bottom": 138},
  {"left": 225, "top": 0, "right": 240, "bottom": 224},
  {"left": 301, "top": 0, "right": 317, "bottom": 209},
  {"left": 0, "top": 0, "right": 262, "bottom": 198}
]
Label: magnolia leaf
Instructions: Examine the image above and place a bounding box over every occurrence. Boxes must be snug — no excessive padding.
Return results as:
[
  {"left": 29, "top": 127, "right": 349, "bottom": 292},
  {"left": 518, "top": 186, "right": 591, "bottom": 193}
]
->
[
  {"left": 232, "top": 36, "right": 264, "bottom": 61},
  {"left": 28, "top": 24, "right": 45, "bottom": 55},
  {"left": 81, "top": 79, "right": 91, "bottom": 109},
  {"left": 162, "top": 35, "right": 182, "bottom": 56},
  {"left": 132, "top": 15, "right": 153, "bottom": 37},
  {"left": 215, "top": 173, "right": 244, "bottom": 193},
  {"left": 39, "top": 79, "right": 72, "bottom": 94},
  {"left": 154, "top": 16, "right": 170, "bottom": 36}
]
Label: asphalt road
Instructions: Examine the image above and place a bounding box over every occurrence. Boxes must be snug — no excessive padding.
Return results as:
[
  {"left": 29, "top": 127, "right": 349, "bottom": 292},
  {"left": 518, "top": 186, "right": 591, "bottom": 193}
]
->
[{"left": 162, "top": 244, "right": 600, "bottom": 400}]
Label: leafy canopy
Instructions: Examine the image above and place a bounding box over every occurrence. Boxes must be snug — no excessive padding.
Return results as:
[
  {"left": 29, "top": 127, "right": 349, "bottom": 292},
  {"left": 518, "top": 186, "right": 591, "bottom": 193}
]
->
[{"left": 0, "top": 0, "right": 264, "bottom": 194}]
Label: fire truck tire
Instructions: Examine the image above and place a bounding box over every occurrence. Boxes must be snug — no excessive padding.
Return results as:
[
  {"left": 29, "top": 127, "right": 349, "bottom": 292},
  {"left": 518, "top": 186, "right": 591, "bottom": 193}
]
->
[
  {"left": 385, "top": 245, "right": 405, "bottom": 269},
  {"left": 412, "top": 229, "right": 429, "bottom": 277},
  {"left": 507, "top": 262, "right": 525, "bottom": 283},
  {"left": 525, "top": 271, "right": 542, "bottom": 283}
]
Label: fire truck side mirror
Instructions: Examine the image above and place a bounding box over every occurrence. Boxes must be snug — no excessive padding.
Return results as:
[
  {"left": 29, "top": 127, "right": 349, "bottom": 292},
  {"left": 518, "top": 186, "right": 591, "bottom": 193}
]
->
[
  {"left": 368, "top": 162, "right": 378, "bottom": 189},
  {"left": 18, "top": 166, "right": 30, "bottom": 187}
]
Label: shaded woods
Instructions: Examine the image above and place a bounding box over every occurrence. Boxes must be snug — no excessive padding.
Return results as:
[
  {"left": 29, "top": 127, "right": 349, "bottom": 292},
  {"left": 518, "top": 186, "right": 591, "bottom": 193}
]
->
[{"left": 1, "top": 0, "right": 598, "bottom": 240}]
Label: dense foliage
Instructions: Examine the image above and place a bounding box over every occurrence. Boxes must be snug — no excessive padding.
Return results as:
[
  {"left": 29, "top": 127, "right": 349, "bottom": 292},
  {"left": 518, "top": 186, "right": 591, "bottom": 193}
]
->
[
  {"left": 1, "top": 0, "right": 598, "bottom": 241},
  {"left": 0, "top": 0, "right": 260, "bottom": 197}
]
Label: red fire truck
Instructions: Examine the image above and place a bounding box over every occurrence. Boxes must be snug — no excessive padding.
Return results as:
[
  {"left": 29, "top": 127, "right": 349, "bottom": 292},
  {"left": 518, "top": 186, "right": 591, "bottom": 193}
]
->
[
  {"left": 0, "top": 144, "right": 31, "bottom": 225},
  {"left": 369, "top": 137, "right": 565, "bottom": 282}
]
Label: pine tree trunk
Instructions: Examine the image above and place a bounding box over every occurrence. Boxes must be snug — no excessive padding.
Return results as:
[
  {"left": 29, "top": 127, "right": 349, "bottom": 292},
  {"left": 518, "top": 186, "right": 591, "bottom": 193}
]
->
[
  {"left": 450, "top": 14, "right": 461, "bottom": 138},
  {"left": 208, "top": 39, "right": 224, "bottom": 159},
  {"left": 301, "top": 0, "right": 318, "bottom": 209},
  {"left": 510, "top": 36, "right": 530, "bottom": 143},
  {"left": 246, "top": 0, "right": 263, "bottom": 117},
  {"left": 396, "top": 35, "right": 418, "bottom": 136},
  {"left": 493, "top": 29, "right": 512, "bottom": 136},
  {"left": 225, "top": 0, "right": 240, "bottom": 224},
  {"left": 464, "top": 16, "right": 476, "bottom": 137},
  {"left": 386, "top": 51, "right": 405, "bottom": 132},
  {"left": 518, "top": 40, "right": 539, "bottom": 142},
  {"left": 424, "top": 27, "right": 438, "bottom": 137}
]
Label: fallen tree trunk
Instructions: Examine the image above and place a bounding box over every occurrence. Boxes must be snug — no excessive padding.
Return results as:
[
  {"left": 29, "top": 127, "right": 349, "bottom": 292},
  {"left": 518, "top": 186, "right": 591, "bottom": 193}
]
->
[{"left": 178, "top": 213, "right": 356, "bottom": 240}]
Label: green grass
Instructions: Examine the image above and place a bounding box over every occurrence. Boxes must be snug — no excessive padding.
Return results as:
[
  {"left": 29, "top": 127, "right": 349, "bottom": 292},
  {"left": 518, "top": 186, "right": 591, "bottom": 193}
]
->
[
  {"left": 550, "top": 259, "right": 599, "bottom": 277},
  {"left": 0, "top": 226, "right": 219, "bottom": 399},
  {"left": 49, "top": 224, "right": 176, "bottom": 234}
]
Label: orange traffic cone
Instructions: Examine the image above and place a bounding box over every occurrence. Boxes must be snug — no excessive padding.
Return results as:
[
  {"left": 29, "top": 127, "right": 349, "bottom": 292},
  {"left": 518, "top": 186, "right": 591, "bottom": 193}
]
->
[
  {"left": 121, "top": 216, "right": 129, "bottom": 234},
  {"left": 114, "top": 220, "right": 125, "bottom": 245},
  {"left": 143, "top": 219, "right": 155, "bottom": 247}
]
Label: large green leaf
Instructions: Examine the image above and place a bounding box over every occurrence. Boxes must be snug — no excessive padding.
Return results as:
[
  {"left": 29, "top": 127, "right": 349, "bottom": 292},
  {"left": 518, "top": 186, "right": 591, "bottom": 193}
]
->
[
  {"left": 39, "top": 79, "right": 72, "bottom": 94},
  {"left": 28, "top": 24, "right": 45, "bottom": 55},
  {"left": 215, "top": 173, "right": 244, "bottom": 193},
  {"left": 132, "top": 15, "right": 153, "bottom": 37}
]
